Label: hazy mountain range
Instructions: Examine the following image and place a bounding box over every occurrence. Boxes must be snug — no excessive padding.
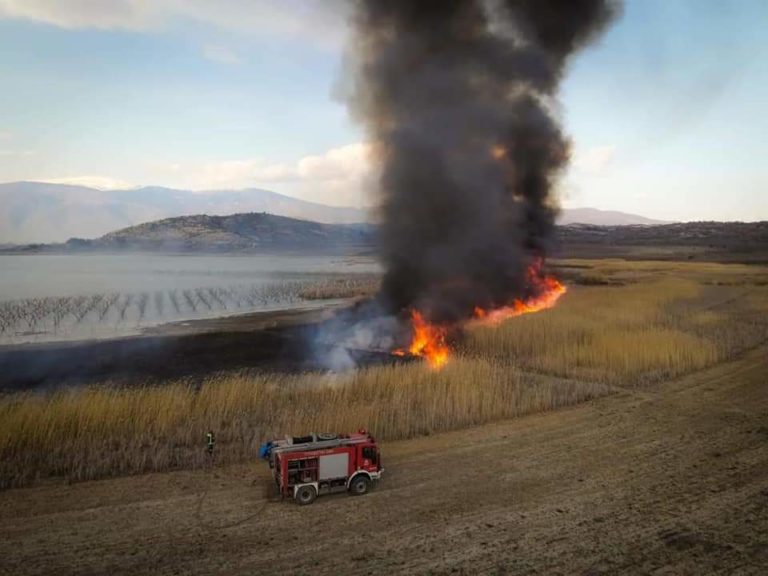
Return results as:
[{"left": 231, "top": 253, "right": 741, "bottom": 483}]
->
[
  {"left": 0, "top": 182, "right": 367, "bottom": 244},
  {"left": 0, "top": 181, "right": 667, "bottom": 244}
]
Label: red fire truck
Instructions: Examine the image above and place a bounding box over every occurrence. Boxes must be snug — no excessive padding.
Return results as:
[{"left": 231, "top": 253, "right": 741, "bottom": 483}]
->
[{"left": 259, "top": 430, "right": 383, "bottom": 505}]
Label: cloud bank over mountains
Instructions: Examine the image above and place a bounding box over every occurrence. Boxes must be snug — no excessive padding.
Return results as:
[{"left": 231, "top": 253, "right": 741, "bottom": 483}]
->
[
  {"left": 153, "top": 143, "right": 376, "bottom": 207},
  {"left": 30, "top": 140, "right": 606, "bottom": 210}
]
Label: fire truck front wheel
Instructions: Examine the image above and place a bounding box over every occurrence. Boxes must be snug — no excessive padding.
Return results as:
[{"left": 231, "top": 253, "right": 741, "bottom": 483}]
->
[
  {"left": 349, "top": 475, "right": 371, "bottom": 496},
  {"left": 295, "top": 485, "right": 317, "bottom": 505}
]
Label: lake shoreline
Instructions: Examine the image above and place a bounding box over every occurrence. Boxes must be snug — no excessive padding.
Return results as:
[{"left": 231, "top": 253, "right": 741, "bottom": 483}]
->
[
  {"left": 0, "top": 299, "right": 400, "bottom": 391},
  {"left": 0, "top": 252, "right": 381, "bottom": 347}
]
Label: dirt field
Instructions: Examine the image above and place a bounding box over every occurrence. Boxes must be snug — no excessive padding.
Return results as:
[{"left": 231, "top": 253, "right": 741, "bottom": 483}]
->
[{"left": 1, "top": 346, "right": 765, "bottom": 575}]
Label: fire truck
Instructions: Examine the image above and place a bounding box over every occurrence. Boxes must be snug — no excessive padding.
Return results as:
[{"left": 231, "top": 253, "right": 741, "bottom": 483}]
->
[{"left": 259, "top": 430, "right": 383, "bottom": 505}]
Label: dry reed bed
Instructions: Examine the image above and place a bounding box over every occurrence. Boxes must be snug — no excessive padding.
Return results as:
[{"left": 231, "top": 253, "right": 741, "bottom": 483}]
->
[
  {"left": 2, "top": 260, "right": 767, "bottom": 488},
  {"left": 464, "top": 267, "right": 768, "bottom": 386},
  {"left": 0, "top": 360, "right": 606, "bottom": 488}
]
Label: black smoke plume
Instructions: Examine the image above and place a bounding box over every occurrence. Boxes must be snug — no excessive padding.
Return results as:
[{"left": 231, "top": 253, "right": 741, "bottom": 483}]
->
[{"left": 345, "top": 0, "right": 618, "bottom": 324}]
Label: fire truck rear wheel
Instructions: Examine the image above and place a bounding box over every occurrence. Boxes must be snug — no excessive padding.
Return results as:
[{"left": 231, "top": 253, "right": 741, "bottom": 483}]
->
[
  {"left": 295, "top": 485, "right": 317, "bottom": 505},
  {"left": 349, "top": 475, "right": 370, "bottom": 496}
]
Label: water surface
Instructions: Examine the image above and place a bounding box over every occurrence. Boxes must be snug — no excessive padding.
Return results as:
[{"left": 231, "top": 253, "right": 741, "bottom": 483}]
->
[{"left": 0, "top": 253, "right": 380, "bottom": 344}]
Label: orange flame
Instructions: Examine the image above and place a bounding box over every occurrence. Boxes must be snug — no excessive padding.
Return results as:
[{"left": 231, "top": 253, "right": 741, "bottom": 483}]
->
[
  {"left": 471, "top": 273, "right": 567, "bottom": 325},
  {"left": 393, "top": 261, "right": 566, "bottom": 370},
  {"left": 393, "top": 310, "right": 450, "bottom": 369}
]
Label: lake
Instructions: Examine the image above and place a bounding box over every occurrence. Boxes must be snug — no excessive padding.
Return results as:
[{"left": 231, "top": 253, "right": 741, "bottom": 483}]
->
[{"left": 0, "top": 253, "right": 380, "bottom": 344}]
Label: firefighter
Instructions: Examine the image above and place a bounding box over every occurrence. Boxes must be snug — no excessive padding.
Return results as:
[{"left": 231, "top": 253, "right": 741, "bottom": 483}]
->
[{"left": 206, "top": 430, "right": 216, "bottom": 456}]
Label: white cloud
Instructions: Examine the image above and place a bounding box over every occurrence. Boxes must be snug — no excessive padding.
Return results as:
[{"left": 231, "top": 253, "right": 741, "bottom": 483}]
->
[
  {"left": 202, "top": 44, "right": 241, "bottom": 65},
  {"left": 40, "top": 175, "right": 137, "bottom": 190},
  {"left": 297, "top": 143, "right": 371, "bottom": 181},
  {"left": 176, "top": 1, "right": 349, "bottom": 50},
  {"left": 150, "top": 142, "right": 376, "bottom": 207},
  {"left": 0, "top": 0, "right": 157, "bottom": 30},
  {"left": 173, "top": 158, "right": 295, "bottom": 189},
  {"left": 572, "top": 145, "right": 616, "bottom": 175},
  {"left": 0, "top": 0, "right": 349, "bottom": 49}
]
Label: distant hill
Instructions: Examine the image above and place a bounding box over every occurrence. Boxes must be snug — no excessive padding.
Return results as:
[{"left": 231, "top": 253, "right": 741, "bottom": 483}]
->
[
  {"left": 557, "top": 207, "right": 669, "bottom": 226},
  {"left": 0, "top": 182, "right": 368, "bottom": 243},
  {"left": 556, "top": 221, "right": 768, "bottom": 263},
  {"left": 65, "top": 212, "right": 374, "bottom": 252},
  {"left": 558, "top": 221, "right": 768, "bottom": 245},
  {"left": 4, "top": 211, "right": 765, "bottom": 262}
]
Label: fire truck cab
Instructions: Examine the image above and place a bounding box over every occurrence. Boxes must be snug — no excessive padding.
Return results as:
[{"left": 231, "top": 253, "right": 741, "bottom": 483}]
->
[{"left": 260, "top": 430, "right": 383, "bottom": 505}]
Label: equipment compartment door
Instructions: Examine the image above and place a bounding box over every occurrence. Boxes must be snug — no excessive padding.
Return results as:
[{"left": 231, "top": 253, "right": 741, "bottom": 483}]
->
[{"left": 318, "top": 453, "right": 349, "bottom": 480}]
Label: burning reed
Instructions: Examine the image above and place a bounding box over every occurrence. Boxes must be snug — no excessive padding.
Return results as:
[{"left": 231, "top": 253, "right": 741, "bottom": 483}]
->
[
  {"left": 466, "top": 261, "right": 768, "bottom": 385},
  {"left": 347, "top": 0, "right": 617, "bottom": 323},
  {"left": 320, "top": 0, "right": 619, "bottom": 365}
]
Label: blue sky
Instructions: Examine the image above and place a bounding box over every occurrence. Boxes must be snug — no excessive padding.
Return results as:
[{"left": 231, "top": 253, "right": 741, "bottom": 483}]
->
[{"left": 0, "top": 0, "right": 765, "bottom": 220}]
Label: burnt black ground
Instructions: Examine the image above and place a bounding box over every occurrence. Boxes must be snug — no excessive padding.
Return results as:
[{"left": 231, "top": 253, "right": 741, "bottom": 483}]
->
[{"left": 0, "top": 306, "right": 404, "bottom": 390}]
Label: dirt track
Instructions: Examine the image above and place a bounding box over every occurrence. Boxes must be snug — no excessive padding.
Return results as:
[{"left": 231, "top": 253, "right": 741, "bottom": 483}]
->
[{"left": 1, "top": 347, "right": 767, "bottom": 575}]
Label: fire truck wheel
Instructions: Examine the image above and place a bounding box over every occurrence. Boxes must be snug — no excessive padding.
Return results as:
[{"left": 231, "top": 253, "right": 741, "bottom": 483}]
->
[
  {"left": 349, "top": 475, "right": 370, "bottom": 496},
  {"left": 295, "top": 485, "right": 317, "bottom": 506}
]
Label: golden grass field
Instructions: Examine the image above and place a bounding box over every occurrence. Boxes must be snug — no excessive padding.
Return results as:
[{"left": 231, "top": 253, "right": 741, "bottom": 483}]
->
[{"left": 1, "top": 259, "right": 767, "bottom": 489}]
